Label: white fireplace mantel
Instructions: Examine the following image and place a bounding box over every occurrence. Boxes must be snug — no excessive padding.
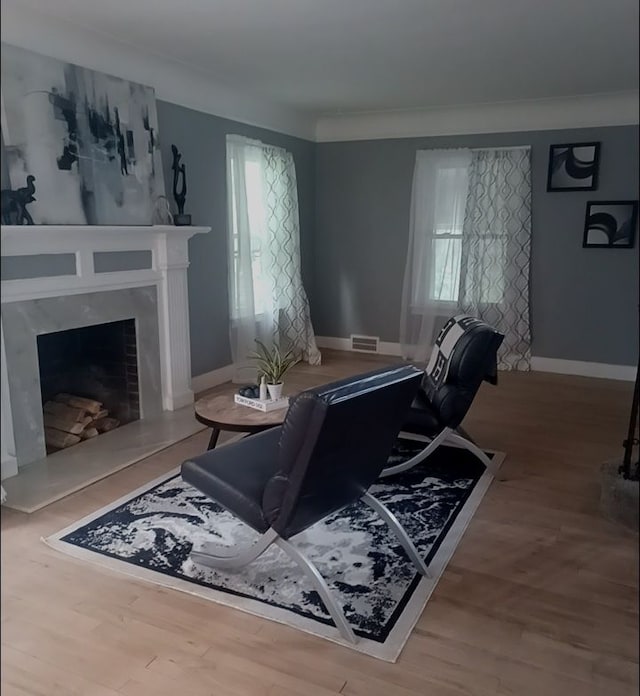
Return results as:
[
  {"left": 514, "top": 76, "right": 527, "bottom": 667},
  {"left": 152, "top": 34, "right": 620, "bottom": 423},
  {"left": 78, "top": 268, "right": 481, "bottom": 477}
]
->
[
  {"left": 1, "top": 225, "right": 208, "bottom": 301},
  {"left": 1, "top": 224, "right": 210, "bottom": 480}
]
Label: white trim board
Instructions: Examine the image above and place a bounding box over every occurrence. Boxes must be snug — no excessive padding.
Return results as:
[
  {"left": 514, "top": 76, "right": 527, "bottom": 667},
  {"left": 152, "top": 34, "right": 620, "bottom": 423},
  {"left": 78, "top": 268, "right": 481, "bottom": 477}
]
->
[
  {"left": 317, "top": 336, "right": 402, "bottom": 357},
  {"left": 315, "top": 91, "right": 640, "bottom": 142},
  {"left": 192, "top": 364, "right": 235, "bottom": 395},
  {"left": 316, "top": 336, "right": 635, "bottom": 381},
  {"left": 529, "top": 357, "right": 636, "bottom": 382},
  {"left": 1, "top": 1, "right": 637, "bottom": 144}
]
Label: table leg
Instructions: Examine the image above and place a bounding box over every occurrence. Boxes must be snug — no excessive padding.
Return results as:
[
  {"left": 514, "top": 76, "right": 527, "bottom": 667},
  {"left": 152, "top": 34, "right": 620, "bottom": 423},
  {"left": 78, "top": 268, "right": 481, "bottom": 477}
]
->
[{"left": 207, "top": 428, "right": 221, "bottom": 450}]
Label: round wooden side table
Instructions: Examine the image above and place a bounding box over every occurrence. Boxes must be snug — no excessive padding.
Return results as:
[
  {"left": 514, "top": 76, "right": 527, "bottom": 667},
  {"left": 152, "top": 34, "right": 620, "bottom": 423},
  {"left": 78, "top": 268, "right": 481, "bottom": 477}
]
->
[{"left": 194, "top": 392, "right": 288, "bottom": 450}]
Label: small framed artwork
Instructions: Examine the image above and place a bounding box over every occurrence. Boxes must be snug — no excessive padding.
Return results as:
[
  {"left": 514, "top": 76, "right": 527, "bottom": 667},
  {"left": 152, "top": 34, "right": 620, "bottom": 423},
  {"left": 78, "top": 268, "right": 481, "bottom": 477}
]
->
[
  {"left": 547, "top": 142, "right": 601, "bottom": 192},
  {"left": 583, "top": 201, "right": 638, "bottom": 248}
]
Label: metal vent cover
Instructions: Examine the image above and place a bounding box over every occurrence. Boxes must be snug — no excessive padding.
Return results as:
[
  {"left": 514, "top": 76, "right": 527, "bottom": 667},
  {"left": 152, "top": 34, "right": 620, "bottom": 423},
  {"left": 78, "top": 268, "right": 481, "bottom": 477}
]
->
[{"left": 350, "top": 334, "right": 379, "bottom": 353}]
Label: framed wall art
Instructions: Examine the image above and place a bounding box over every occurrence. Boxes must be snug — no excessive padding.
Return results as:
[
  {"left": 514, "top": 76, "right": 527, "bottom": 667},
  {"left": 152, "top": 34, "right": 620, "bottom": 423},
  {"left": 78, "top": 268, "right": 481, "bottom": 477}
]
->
[
  {"left": 583, "top": 200, "right": 637, "bottom": 249},
  {"left": 547, "top": 142, "right": 600, "bottom": 192},
  {"left": 1, "top": 44, "right": 165, "bottom": 225}
]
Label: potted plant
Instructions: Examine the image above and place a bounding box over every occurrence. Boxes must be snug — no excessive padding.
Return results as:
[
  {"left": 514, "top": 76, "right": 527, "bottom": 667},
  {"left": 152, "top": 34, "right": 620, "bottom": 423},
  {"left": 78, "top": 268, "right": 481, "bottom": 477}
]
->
[{"left": 251, "top": 340, "right": 297, "bottom": 400}]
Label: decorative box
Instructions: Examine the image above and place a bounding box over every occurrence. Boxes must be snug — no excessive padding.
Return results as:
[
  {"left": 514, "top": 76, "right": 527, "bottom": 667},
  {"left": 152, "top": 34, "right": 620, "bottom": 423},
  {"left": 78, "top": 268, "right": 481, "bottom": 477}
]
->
[{"left": 234, "top": 393, "right": 290, "bottom": 413}]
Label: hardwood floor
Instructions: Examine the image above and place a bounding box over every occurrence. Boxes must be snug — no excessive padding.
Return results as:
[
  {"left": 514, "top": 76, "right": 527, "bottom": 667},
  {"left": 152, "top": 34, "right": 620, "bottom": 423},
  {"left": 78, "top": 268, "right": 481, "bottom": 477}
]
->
[{"left": 1, "top": 350, "right": 638, "bottom": 696}]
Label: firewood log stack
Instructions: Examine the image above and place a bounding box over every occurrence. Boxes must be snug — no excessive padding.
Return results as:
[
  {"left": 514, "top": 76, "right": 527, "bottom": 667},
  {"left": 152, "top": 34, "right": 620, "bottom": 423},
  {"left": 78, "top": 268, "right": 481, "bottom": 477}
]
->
[{"left": 43, "top": 393, "right": 120, "bottom": 450}]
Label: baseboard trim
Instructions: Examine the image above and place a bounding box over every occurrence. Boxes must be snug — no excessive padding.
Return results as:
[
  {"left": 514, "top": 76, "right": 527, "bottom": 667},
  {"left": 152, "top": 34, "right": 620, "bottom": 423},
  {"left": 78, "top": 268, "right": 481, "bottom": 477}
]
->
[
  {"left": 317, "top": 336, "right": 402, "bottom": 356},
  {"left": 529, "top": 357, "right": 635, "bottom": 382},
  {"left": 316, "top": 336, "right": 635, "bottom": 381},
  {"left": 316, "top": 336, "right": 350, "bottom": 351},
  {"left": 191, "top": 364, "right": 235, "bottom": 395}
]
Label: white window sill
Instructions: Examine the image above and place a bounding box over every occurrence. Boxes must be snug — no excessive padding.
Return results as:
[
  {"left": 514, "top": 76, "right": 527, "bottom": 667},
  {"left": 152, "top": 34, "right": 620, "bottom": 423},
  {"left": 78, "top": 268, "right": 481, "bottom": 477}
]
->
[{"left": 410, "top": 300, "right": 458, "bottom": 312}]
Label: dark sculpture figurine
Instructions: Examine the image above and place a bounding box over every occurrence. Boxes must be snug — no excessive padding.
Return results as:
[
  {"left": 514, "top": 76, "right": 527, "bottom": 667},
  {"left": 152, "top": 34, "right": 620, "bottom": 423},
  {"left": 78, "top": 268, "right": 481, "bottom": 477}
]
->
[
  {"left": 1, "top": 175, "right": 36, "bottom": 225},
  {"left": 171, "top": 144, "right": 191, "bottom": 226}
]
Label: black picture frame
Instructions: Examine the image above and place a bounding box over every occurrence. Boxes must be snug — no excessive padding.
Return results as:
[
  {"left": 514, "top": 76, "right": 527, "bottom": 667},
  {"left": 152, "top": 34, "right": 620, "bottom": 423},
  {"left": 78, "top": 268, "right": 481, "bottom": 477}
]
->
[
  {"left": 546, "top": 142, "right": 601, "bottom": 192},
  {"left": 582, "top": 200, "right": 638, "bottom": 249}
]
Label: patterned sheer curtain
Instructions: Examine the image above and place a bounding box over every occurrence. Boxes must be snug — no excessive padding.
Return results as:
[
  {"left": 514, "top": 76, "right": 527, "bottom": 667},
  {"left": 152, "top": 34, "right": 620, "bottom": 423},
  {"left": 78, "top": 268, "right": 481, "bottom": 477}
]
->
[
  {"left": 262, "top": 145, "right": 321, "bottom": 366},
  {"left": 459, "top": 148, "right": 532, "bottom": 370},
  {"left": 226, "top": 135, "right": 320, "bottom": 381}
]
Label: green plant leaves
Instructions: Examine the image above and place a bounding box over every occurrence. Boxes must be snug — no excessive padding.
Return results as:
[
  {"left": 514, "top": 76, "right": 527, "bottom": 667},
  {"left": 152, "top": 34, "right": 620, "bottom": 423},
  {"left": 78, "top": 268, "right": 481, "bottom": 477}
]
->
[{"left": 250, "top": 340, "right": 296, "bottom": 384}]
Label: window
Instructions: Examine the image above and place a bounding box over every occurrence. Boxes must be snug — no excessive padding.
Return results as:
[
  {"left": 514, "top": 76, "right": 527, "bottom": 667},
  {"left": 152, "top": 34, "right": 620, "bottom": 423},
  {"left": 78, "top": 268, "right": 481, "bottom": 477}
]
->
[
  {"left": 227, "top": 147, "right": 270, "bottom": 319},
  {"left": 431, "top": 229, "right": 462, "bottom": 303},
  {"left": 409, "top": 152, "right": 470, "bottom": 308},
  {"left": 429, "top": 165, "right": 468, "bottom": 304},
  {"left": 225, "top": 134, "right": 320, "bottom": 372},
  {"left": 410, "top": 152, "right": 507, "bottom": 307},
  {"left": 402, "top": 146, "right": 531, "bottom": 367}
]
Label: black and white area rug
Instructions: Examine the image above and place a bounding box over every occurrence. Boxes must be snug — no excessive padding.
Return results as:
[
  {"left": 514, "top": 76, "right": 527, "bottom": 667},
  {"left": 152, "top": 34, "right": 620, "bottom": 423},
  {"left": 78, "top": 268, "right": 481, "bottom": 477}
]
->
[{"left": 45, "top": 437, "right": 503, "bottom": 661}]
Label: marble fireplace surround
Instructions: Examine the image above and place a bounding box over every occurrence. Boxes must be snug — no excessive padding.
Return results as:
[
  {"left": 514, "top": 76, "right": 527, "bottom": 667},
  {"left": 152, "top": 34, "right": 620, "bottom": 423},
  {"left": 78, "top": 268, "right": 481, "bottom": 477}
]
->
[
  {"left": 3, "top": 287, "right": 163, "bottom": 467},
  {"left": 1, "top": 224, "right": 210, "bottom": 512}
]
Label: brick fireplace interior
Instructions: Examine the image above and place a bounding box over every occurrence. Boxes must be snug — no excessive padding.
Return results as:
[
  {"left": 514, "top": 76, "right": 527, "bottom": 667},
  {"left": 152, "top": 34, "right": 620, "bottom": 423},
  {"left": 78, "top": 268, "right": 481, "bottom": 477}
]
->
[{"left": 36, "top": 319, "right": 140, "bottom": 450}]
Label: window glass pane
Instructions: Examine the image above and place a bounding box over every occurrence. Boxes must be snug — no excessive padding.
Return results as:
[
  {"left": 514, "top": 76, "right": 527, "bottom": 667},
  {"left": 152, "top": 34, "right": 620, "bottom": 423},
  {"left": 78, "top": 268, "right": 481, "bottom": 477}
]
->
[
  {"left": 426, "top": 165, "right": 466, "bottom": 303},
  {"left": 244, "top": 160, "right": 267, "bottom": 315},
  {"left": 229, "top": 161, "right": 242, "bottom": 317},
  {"left": 431, "top": 237, "right": 461, "bottom": 302},
  {"left": 434, "top": 166, "right": 467, "bottom": 235}
]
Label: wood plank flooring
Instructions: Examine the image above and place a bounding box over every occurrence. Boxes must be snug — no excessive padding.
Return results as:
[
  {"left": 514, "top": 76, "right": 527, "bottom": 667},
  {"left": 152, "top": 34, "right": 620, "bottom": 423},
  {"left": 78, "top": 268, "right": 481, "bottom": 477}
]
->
[{"left": 1, "top": 350, "right": 638, "bottom": 695}]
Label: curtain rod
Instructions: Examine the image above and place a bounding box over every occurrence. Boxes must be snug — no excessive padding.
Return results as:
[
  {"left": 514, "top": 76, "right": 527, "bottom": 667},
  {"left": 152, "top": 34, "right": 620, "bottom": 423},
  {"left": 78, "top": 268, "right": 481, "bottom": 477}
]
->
[{"left": 471, "top": 145, "right": 531, "bottom": 151}]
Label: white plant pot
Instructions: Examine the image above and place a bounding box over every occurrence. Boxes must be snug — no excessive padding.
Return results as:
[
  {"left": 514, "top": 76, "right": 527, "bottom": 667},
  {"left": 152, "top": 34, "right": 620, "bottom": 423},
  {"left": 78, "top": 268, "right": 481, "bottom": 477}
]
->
[{"left": 267, "top": 383, "right": 283, "bottom": 401}]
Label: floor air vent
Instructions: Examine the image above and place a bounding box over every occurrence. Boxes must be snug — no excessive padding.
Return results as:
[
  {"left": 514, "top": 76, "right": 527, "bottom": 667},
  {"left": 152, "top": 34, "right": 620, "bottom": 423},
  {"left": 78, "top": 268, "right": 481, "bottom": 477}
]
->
[{"left": 350, "top": 334, "right": 379, "bottom": 353}]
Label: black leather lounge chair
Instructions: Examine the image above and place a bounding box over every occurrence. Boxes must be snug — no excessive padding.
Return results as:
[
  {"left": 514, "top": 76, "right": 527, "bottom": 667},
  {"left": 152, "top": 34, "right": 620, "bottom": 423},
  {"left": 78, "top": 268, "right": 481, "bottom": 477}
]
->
[
  {"left": 382, "top": 316, "right": 504, "bottom": 478},
  {"left": 181, "top": 365, "right": 425, "bottom": 644}
]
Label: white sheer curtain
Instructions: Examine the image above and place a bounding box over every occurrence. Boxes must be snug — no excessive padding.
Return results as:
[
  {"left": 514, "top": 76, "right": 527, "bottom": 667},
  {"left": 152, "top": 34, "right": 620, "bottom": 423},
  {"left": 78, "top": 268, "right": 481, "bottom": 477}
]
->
[
  {"left": 400, "top": 146, "right": 532, "bottom": 370},
  {"left": 226, "top": 135, "right": 320, "bottom": 382},
  {"left": 459, "top": 148, "right": 532, "bottom": 370},
  {"left": 400, "top": 149, "right": 472, "bottom": 362}
]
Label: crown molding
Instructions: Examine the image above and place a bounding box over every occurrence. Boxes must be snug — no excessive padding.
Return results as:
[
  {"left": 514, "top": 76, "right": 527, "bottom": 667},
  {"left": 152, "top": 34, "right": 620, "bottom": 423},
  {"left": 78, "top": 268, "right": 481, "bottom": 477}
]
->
[
  {"left": 315, "top": 91, "right": 640, "bottom": 142},
  {"left": 2, "top": 1, "right": 637, "bottom": 144},
  {"left": 0, "top": 1, "right": 315, "bottom": 141}
]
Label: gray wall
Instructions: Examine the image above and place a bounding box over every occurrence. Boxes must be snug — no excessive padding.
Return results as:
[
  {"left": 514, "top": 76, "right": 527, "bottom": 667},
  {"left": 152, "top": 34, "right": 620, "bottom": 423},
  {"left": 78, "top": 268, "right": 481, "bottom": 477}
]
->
[
  {"left": 3, "top": 109, "right": 637, "bottom": 369},
  {"left": 314, "top": 126, "right": 639, "bottom": 365},
  {"left": 156, "top": 101, "right": 316, "bottom": 376},
  {"left": 1, "top": 103, "right": 315, "bottom": 377}
]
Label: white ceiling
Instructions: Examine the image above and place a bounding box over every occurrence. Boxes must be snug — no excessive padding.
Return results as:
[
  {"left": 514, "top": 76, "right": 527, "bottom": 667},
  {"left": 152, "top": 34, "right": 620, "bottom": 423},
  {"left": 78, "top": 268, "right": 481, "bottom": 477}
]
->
[{"left": 6, "top": 0, "right": 639, "bottom": 118}]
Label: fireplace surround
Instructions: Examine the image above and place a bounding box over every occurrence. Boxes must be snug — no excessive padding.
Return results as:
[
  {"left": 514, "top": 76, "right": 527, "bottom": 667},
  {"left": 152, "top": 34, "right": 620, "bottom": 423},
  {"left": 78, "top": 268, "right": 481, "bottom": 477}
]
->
[
  {"left": 3, "top": 287, "right": 162, "bottom": 466},
  {"left": 1, "top": 224, "right": 210, "bottom": 510}
]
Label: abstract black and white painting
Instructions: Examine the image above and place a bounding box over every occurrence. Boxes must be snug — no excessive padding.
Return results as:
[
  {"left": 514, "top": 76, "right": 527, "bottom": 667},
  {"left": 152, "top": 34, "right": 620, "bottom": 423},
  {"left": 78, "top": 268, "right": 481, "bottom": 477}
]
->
[
  {"left": 1, "top": 44, "right": 165, "bottom": 225},
  {"left": 546, "top": 142, "right": 601, "bottom": 192},
  {"left": 583, "top": 201, "right": 638, "bottom": 248}
]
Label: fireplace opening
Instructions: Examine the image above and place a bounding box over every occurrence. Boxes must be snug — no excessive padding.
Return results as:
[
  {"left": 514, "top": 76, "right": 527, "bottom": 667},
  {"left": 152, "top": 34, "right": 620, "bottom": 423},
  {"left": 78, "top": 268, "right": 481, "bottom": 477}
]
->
[{"left": 37, "top": 319, "right": 140, "bottom": 452}]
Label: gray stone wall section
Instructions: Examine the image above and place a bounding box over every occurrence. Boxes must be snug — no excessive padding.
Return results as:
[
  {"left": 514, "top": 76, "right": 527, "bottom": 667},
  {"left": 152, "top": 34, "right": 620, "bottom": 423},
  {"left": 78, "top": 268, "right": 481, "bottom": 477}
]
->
[{"left": 2, "top": 286, "right": 163, "bottom": 467}]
